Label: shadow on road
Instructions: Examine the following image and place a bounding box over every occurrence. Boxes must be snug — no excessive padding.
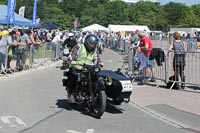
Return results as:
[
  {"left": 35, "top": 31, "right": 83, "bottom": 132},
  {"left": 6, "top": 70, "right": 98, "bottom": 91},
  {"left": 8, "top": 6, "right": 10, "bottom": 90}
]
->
[
  {"left": 55, "top": 99, "right": 124, "bottom": 118},
  {"left": 105, "top": 99, "right": 124, "bottom": 114}
]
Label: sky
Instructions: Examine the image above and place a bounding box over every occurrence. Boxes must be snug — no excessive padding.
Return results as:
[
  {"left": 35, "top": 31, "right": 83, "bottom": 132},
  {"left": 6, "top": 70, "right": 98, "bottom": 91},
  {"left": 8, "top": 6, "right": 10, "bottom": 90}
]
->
[{"left": 157, "top": 0, "right": 200, "bottom": 6}]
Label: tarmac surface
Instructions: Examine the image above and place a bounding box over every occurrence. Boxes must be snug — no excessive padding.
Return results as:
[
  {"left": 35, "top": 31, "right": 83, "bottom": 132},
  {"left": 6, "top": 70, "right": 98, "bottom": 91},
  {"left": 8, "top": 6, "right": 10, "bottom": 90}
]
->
[{"left": 0, "top": 47, "right": 199, "bottom": 133}]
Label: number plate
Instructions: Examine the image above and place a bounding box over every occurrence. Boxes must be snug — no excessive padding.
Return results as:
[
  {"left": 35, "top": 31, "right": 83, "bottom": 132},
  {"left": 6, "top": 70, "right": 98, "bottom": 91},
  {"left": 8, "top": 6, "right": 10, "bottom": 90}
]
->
[{"left": 120, "top": 80, "right": 133, "bottom": 92}]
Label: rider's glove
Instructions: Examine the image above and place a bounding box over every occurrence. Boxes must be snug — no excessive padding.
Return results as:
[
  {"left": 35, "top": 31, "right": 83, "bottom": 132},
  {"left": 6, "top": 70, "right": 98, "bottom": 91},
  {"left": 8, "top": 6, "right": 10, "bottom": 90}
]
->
[{"left": 71, "top": 61, "right": 77, "bottom": 65}]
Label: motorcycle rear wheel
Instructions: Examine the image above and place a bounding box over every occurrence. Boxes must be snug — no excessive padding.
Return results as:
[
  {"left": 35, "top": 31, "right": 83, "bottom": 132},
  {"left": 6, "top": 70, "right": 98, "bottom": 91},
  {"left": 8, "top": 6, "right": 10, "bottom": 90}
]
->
[{"left": 90, "top": 89, "right": 106, "bottom": 118}]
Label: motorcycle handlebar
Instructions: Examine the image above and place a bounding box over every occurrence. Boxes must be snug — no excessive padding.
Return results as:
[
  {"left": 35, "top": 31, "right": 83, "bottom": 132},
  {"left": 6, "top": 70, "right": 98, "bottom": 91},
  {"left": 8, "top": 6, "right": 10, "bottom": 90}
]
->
[{"left": 72, "top": 63, "right": 100, "bottom": 69}]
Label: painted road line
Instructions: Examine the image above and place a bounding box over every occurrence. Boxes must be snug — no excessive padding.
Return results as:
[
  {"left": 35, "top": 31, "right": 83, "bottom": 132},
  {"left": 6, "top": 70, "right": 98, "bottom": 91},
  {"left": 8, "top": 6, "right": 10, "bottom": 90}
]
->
[
  {"left": 66, "top": 130, "right": 82, "bottom": 133},
  {"left": 0, "top": 116, "right": 26, "bottom": 127},
  {"left": 86, "top": 129, "right": 94, "bottom": 133}
]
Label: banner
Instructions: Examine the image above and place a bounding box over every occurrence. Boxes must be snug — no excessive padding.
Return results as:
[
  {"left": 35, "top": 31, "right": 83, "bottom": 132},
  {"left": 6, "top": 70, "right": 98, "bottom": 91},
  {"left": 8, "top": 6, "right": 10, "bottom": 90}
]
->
[
  {"left": 7, "top": 0, "right": 16, "bottom": 24},
  {"left": 36, "top": 18, "right": 40, "bottom": 25},
  {"left": 18, "top": 6, "right": 25, "bottom": 17},
  {"left": 73, "top": 18, "right": 78, "bottom": 32},
  {"left": 32, "top": 0, "right": 38, "bottom": 26}
]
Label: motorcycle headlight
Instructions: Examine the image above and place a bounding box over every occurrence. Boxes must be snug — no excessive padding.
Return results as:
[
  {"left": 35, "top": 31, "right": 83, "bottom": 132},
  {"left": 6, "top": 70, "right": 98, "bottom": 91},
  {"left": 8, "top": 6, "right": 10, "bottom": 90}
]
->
[
  {"left": 95, "top": 67, "right": 100, "bottom": 73},
  {"left": 63, "top": 48, "right": 69, "bottom": 55}
]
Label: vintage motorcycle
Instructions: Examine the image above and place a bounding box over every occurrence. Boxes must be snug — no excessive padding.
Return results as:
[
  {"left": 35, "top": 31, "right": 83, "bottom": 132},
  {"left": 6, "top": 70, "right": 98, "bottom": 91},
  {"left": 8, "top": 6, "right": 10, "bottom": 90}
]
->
[
  {"left": 62, "top": 62, "right": 107, "bottom": 118},
  {"left": 61, "top": 48, "right": 133, "bottom": 118}
]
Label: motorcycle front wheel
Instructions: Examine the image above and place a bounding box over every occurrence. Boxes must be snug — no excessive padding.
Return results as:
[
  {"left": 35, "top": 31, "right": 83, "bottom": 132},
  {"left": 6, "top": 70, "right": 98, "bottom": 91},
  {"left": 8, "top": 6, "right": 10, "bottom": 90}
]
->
[{"left": 90, "top": 89, "right": 106, "bottom": 119}]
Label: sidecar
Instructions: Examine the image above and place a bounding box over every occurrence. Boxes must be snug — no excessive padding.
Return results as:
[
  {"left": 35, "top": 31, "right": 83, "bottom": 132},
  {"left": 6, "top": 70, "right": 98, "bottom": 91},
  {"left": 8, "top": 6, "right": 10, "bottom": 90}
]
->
[{"left": 98, "top": 70, "right": 133, "bottom": 105}]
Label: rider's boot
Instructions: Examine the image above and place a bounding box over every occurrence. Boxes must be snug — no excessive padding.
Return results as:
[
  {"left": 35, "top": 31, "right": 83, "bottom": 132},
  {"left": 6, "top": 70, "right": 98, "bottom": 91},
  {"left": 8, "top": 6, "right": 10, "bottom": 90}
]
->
[{"left": 68, "top": 92, "right": 75, "bottom": 103}]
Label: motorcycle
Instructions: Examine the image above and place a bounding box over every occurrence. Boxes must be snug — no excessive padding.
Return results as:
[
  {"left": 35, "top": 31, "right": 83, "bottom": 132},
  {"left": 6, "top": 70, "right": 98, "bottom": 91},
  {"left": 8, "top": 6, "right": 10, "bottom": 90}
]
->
[
  {"left": 60, "top": 47, "right": 71, "bottom": 70},
  {"left": 62, "top": 63, "right": 107, "bottom": 118},
  {"left": 61, "top": 50, "right": 133, "bottom": 118}
]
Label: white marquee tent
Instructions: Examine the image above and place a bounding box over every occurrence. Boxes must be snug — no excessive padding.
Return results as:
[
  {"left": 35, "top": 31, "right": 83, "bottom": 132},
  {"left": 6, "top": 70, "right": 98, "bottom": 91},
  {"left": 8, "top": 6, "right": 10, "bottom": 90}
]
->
[
  {"left": 108, "top": 25, "right": 151, "bottom": 32},
  {"left": 81, "top": 24, "right": 108, "bottom": 31}
]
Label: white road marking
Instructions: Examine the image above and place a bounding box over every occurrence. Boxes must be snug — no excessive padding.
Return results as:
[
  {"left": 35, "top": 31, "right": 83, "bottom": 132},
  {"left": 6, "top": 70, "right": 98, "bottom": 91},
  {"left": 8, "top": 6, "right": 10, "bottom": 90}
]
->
[
  {"left": 66, "top": 130, "right": 82, "bottom": 133},
  {"left": 0, "top": 116, "right": 26, "bottom": 127},
  {"left": 66, "top": 129, "right": 94, "bottom": 133},
  {"left": 15, "top": 117, "right": 26, "bottom": 126},
  {"left": 86, "top": 129, "right": 94, "bottom": 133}
]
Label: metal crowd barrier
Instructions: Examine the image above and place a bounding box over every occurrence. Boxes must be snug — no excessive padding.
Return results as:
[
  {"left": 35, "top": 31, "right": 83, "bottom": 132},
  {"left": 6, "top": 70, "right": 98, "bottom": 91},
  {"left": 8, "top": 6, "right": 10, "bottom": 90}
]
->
[
  {"left": 108, "top": 36, "right": 200, "bottom": 89},
  {"left": 167, "top": 51, "right": 200, "bottom": 89},
  {"left": 0, "top": 41, "right": 61, "bottom": 77}
]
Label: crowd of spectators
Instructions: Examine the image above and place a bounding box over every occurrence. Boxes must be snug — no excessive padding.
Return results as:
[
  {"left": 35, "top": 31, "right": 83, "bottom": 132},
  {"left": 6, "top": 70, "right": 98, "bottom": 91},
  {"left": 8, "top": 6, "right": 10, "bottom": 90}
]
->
[{"left": 0, "top": 27, "right": 198, "bottom": 89}]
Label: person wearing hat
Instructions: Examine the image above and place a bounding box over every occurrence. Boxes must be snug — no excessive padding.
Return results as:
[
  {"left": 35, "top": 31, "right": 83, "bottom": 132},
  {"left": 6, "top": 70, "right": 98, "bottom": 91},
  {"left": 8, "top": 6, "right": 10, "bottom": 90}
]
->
[
  {"left": 0, "top": 30, "right": 25, "bottom": 70},
  {"left": 62, "top": 32, "right": 77, "bottom": 51},
  {"left": 0, "top": 30, "right": 9, "bottom": 71}
]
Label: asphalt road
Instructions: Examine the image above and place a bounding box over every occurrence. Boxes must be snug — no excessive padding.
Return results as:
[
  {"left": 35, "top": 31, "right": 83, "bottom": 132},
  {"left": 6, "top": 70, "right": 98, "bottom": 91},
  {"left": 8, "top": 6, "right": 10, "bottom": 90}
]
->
[{"left": 0, "top": 61, "right": 194, "bottom": 133}]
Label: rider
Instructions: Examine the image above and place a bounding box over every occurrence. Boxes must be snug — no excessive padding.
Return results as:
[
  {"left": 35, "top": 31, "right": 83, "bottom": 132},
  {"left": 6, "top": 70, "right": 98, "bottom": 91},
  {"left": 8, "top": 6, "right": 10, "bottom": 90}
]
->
[
  {"left": 62, "top": 32, "right": 77, "bottom": 51},
  {"left": 67, "top": 34, "right": 103, "bottom": 103}
]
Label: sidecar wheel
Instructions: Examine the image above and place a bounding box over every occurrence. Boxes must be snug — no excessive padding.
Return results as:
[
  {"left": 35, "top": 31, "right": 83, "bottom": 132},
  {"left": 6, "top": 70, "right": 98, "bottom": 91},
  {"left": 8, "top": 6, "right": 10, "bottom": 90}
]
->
[{"left": 90, "top": 90, "right": 106, "bottom": 119}]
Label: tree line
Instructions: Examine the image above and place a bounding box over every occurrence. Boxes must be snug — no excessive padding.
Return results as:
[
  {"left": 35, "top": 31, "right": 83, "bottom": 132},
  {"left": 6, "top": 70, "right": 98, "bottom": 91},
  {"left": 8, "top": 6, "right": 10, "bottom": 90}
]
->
[{"left": 1, "top": 0, "right": 200, "bottom": 31}]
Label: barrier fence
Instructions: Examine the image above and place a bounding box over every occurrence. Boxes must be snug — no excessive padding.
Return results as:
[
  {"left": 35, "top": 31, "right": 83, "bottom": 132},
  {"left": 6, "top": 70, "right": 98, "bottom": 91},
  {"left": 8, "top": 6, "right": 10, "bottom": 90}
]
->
[
  {"left": 108, "top": 38, "right": 200, "bottom": 89},
  {"left": 0, "top": 42, "right": 61, "bottom": 76}
]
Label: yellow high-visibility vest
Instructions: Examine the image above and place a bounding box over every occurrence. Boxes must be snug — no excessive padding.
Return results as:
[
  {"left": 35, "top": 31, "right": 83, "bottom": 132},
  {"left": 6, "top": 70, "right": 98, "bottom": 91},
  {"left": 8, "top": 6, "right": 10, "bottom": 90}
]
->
[{"left": 74, "top": 44, "right": 96, "bottom": 69}]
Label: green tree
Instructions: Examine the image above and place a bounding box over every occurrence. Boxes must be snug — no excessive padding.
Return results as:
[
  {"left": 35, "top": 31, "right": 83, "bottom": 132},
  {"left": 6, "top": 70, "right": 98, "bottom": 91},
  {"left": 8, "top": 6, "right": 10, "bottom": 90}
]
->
[
  {"left": 59, "top": 0, "right": 88, "bottom": 18},
  {"left": 164, "top": 2, "right": 188, "bottom": 27},
  {"left": 129, "top": 2, "right": 167, "bottom": 31},
  {"left": 104, "top": 0, "right": 129, "bottom": 25},
  {"left": 0, "top": 0, "right": 6, "bottom": 4},
  {"left": 13, "top": 0, "right": 200, "bottom": 31},
  {"left": 192, "top": 4, "right": 200, "bottom": 18},
  {"left": 179, "top": 8, "right": 199, "bottom": 27}
]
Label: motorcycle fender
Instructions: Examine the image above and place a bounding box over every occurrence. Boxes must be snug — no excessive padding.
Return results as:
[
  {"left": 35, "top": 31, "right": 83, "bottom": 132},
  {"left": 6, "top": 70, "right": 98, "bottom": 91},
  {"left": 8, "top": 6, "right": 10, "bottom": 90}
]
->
[{"left": 96, "top": 80, "right": 106, "bottom": 90}]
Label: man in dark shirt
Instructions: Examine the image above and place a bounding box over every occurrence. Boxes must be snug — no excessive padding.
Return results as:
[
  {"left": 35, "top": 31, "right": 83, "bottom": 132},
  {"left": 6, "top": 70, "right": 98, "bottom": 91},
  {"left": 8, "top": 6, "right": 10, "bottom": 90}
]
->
[{"left": 62, "top": 32, "right": 77, "bottom": 51}]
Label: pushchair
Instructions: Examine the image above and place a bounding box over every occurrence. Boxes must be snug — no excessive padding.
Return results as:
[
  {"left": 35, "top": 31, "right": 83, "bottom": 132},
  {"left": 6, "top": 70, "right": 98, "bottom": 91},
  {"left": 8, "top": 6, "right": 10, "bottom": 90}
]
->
[{"left": 131, "top": 55, "right": 144, "bottom": 81}]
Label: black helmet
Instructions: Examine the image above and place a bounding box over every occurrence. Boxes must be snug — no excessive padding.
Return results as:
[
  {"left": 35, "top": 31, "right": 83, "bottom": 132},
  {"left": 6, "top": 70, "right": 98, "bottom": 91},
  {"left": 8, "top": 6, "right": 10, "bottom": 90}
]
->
[{"left": 84, "top": 34, "right": 98, "bottom": 52}]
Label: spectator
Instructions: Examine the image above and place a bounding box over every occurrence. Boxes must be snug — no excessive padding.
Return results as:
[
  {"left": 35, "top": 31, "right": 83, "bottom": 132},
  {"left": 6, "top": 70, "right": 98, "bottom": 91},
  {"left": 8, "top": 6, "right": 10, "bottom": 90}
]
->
[
  {"left": 7, "top": 30, "right": 17, "bottom": 69},
  {"left": 0, "top": 30, "right": 9, "bottom": 71},
  {"left": 168, "top": 32, "right": 187, "bottom": 89},
  {"left": 21, "top": 30, "right": 32, "bottom": 68},
  {"left": 29, "top": 31, "right": 42, "bottom": 64},
  {"left": 62, "top": 32, "right": 77, "bottom": 51},
  {"left": 51, "top": 32, "right": 62, "bottom": 61},
  {"left": 130, "top": 30, "right": 139, "bottom": 47},
  {"left": 97, "top": 34, "right": 104, "bottom": 54},
  {"left": 137, "top": 30, "right": 154, "bottom": 84},
  {"left": 77, "top": 32, "right": 85, "bottom": 44},
  {"left": 15, "top": 31, "right": 26, "bottom": 70}
]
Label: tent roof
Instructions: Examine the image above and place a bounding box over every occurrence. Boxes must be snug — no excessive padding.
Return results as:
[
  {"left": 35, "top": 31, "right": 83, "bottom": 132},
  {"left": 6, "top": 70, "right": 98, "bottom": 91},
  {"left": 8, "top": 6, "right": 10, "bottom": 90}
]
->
[
  {"left": 81, "top": 24, "right": 108, "bottom": 31},
  {"left": 0, "top": 5, "right": 32, "bottom": 26},
  {"left": 108, "top": 25, "right": 151, "bottom": 32}
]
